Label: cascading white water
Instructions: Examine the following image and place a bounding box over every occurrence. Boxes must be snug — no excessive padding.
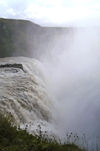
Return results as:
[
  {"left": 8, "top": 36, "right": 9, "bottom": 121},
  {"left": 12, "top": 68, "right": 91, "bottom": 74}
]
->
[{"left": 0, "top": 57, "right": 54, "bottom": 128}]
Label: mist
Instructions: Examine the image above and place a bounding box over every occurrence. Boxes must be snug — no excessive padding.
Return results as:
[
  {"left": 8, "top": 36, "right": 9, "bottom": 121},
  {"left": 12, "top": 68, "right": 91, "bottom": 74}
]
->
[
  {"left": 34, "top": 27, "right": 100, "bottom": 141},
  {"left": 9, "top": 23, "right": 100, "bottom": 142}
]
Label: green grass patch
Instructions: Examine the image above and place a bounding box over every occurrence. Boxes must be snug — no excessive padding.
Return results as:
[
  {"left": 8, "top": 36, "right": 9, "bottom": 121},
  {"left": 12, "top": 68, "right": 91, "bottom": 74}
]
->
[{"left": 0, "top": 114, "right": 85, "bottom": 151}]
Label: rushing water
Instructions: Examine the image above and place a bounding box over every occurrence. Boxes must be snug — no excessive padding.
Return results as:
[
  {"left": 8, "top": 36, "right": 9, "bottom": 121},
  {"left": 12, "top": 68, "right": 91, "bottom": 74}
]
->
[{"left": 0, "top": 57, "right": 54, "bottom": 129}]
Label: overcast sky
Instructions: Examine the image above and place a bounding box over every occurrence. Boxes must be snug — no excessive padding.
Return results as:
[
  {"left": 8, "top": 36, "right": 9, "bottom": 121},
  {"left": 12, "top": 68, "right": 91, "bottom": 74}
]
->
[{"left": 0, "top": 0, "right": 100, "bottom": 26}]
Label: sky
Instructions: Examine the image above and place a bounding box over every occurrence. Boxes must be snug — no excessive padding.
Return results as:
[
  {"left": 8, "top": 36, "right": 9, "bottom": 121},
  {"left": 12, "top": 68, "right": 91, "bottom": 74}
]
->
[{"left": 0, "top": 0, "right": 100, "bottom": 26}]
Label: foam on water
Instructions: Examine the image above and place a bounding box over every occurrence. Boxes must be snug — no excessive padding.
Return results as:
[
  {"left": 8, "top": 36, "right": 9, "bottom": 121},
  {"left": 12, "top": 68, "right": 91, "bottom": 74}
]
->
[{"left": 0, "top": 57, "right": 54, "bottom": 130}]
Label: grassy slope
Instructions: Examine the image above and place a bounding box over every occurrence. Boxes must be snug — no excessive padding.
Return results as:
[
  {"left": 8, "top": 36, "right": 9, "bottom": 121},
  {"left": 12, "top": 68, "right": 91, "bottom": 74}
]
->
[{"left": 0, "top": 114, "right": 84, "bottom": 151}]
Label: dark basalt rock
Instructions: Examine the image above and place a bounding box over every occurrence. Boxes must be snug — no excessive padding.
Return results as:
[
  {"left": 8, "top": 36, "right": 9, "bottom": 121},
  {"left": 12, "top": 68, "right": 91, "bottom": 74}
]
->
[{"left": 0, "top": 64, "right": 24, "bottom": 72}]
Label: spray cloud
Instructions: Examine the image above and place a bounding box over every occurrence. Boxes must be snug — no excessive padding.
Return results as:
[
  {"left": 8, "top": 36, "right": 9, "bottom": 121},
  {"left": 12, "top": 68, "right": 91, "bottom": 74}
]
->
[{"left": 37, "top": 27, "right": 100, "bottom": 139}]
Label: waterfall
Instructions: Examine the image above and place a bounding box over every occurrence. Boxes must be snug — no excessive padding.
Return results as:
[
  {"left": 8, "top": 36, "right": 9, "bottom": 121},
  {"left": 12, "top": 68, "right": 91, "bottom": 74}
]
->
[{"left": 0, "top": 57, "right": 54, "bottom": 130}]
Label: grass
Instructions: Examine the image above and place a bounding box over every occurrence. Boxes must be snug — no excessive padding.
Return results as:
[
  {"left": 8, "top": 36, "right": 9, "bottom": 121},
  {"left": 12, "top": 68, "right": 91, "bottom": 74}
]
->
[{"left": 0, "top": 113, "right": 85, "bottom": 151}]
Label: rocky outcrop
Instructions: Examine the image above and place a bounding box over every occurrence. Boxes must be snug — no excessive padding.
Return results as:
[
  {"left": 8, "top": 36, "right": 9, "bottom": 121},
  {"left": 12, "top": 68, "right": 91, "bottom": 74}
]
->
[{"left": 0, "top": 64, "right": 24, "bottom": 72}]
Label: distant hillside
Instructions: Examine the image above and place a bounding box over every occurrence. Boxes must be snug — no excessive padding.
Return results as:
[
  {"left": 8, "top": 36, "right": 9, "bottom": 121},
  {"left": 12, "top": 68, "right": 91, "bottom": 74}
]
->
[{"left": 0, "top": 18, "right": 74, "bottom": 58}]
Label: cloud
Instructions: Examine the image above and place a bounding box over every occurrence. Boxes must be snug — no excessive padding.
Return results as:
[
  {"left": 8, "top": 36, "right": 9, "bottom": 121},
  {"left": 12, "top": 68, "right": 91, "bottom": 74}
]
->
[
  {"left": 24, "top": 1, "right": 100, "bottom": 26},
  {"left": 0, "top": 0, "right": 99, "bottom": 26}
]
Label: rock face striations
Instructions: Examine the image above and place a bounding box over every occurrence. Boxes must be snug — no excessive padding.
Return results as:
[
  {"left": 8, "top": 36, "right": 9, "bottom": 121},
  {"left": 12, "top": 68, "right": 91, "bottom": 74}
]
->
[{"left": 0, "top": 57, "right": 53, "bottom": 125}]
